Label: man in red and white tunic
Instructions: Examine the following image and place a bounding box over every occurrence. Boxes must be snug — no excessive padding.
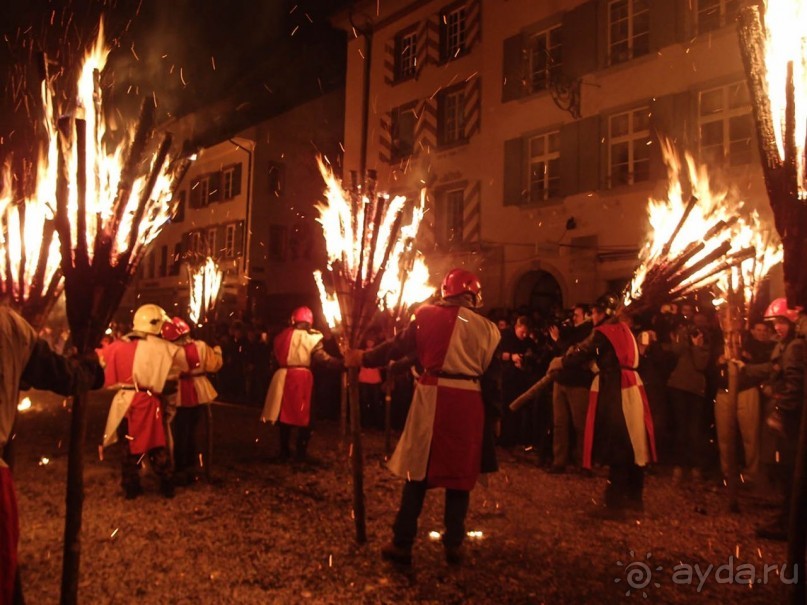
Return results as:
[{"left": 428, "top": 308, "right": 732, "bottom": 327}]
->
[
  {"left": 0, "top": 304, "right": 103, "bottom": 605},
  {"left": 348, "top": 268, "right": 502, "bottom": 566},
  {"left": 161, "top": 316, "right": 223, "bottom": 484},
  {"left": 101, "top": 304, "right": 182, "bottom": 499},
  {"left": 550, "top": 294, "right": 656, "bottom": 519},
  {"left": 261, "top": 306, "right": 342, "bottom": 460}
]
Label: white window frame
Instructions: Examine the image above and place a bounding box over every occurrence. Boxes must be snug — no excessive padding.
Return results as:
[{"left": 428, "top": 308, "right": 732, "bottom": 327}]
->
[
  {"left": 439, "top": 88, "right": 465, "bottom": 146},
  {"left": 224, "top": 224, "right": 236, "bottom": 258},
  {"left": 696, "top": 0, "right": 740, "bottom": 34},
  {"left": 443, "top": 188, "right": 465, "bottom": 245},
  {"left": 608, "top": 0, "right": 650, "bottom": 65},
  {"left": 206, "top": 228, "right": 217, "bottom": 256},
  {"left": 608, "top": 106, "right": 651, "bottom": 187},
  {"left": 442, "top": 6, "right": 466, "bottom": 60},
  {"left": 698, "top": 81, "right": 753, "bottom": 166},
  {"left": 528, "top": 131, "right": 561, "bottom": 203},
  {"left": 396, "top": 30, "right": 417, "bottom": 80},
  {"left": 529, "top": 26, "right": 562, "bottom": 94}
]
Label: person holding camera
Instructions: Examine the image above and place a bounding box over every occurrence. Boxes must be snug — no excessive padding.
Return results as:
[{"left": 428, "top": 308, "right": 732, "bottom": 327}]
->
[{"left": 665, "top": 319, "right": 711, "bottom": 484}]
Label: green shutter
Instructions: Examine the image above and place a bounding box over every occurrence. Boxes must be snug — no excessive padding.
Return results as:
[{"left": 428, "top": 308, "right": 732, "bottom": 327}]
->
[
  {"left": 562, "top": 0, "right": 599, "bottom": 78},
  {"left": 209, "top": 171, "right": 222, "bottom": 203},
  {"left": 235, "top": 220, "right": 245, "bottom": 256},
  {"left": 649, "top": 0, "right": 682, "bottom": 51},
  {"left": 503, "top": 137, "right": 525, "bottom": 206},
  {"left": 577, "top": 116, "right": 602, "bottom": 193},
  {"left": 502, "top": 34, "right": 525, "bottom": 102},
  {"left": 559, "top": 121, "right": 580, "bottom": 196}
]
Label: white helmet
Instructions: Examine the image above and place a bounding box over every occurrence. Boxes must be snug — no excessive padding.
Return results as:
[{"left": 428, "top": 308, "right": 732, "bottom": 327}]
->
[{"left": 133, "top": 304, "right": 169, "bottom": 335}]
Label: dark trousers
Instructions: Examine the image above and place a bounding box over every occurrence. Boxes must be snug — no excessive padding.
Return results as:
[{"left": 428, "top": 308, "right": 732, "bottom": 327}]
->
[
  {"left": 392, "top": 480, "right": 470, "bottom": 549},
  {"left": 360, "top": 382, "right": 383, "bottom": 429},
  {"left": 279, "top": 422, "right": 311, "bottom": 458},
  {"left": 117, "top": 418, "right": 172, "bottom": 493},
  {"left": 668, "top": 387, "right": 707, "bottom": 469},
  {"left": 173, "top": 406, "right": 202, "bottom": 473},
  {"left": 606, "top": 462, "right": 645, "bottom": 509}
]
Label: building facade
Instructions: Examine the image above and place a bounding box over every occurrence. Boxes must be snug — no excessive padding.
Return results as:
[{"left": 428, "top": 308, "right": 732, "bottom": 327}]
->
[
  {"left": 335, "top": 0, "right": 776, "bottom": 314},
  {"left": 125, "top": 89, "right": 345, "bottom": 327}
]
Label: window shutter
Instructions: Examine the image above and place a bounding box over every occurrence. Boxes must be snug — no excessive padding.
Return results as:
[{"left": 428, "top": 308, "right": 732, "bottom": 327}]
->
[
  {"left": 501, "top": 34, "right": 525, "bottom": 103},
  {"left": 235, "top": 220, "right": 245, "bottom": 256},
  {"left": 562, "top": 0, "right": 598, "bottom": 78},
  {"left": 577, "top": 116, "right": 602, "bottom": 193},
  {"left": 503, "top": 137, "right": 525, "bottom": 206},
  {"left": 209, "top": 171, "right": 222, "bottom": 203},
  {"left": 649, "top": 0, "right": 682, "bottom": 52},
  {"left": 232, "top": 163, "right": 242, "bottom": 197},
  {"left": 189, "top": 180, "right": 202, "bottom": 208},
  {"left": 649, "top": 91, "right": 691, "bottom": 180},
  {"left": 559, "top": 121, "right": 580, "bottom": 197}
]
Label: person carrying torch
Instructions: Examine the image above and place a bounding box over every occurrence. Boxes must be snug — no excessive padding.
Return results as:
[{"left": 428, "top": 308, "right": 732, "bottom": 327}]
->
[
  {"left": 261, "top": 306, "right": 343, "bottom": 461},
  {"left": 345, "top": 268, "right": 502, "bottom": 566},
  {"left": 100, "top": 304, "right": 182, "bottom": 499},
  {"left": 160, "top": 316, "right": 223, "bottom": 485},
  {"left": 0, "top": 304, "right": 104, "bottom": 605},
  {"left": 546, "top": 294, "right": 656, "bottom": 520}
]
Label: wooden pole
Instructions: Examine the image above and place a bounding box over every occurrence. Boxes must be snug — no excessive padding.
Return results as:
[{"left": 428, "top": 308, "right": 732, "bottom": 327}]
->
[
  {"left": 348, "top": 366, "right": 367, "bottom": 543},
  {"left": 786, "top": 341, "right": 807, "bottom": 605}
]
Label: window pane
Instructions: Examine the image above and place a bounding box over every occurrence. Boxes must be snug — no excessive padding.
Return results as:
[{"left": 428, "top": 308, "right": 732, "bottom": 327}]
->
[
  {"left": 529, "top": 136, "right": 545, "bottom": 157},
  {"left": 611, "top": 113, "right": 629, "bottom": 137},
  {"left": 700, "top": 89, "right": 724, "bottom": 115}
]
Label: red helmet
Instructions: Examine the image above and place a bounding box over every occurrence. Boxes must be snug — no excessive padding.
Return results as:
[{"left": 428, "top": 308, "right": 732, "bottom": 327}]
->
[
  {"left": 441, "top": 268, "right": 482, "bottom": 306},
  {"left": 291, "top": 306, "right": 314, "bottom": 325},
  {"left": 763, "top": 298, "right": 802, "bottom": 324},
  {"left": 161, "top": 316, "right": 192, "bottom": 341}
]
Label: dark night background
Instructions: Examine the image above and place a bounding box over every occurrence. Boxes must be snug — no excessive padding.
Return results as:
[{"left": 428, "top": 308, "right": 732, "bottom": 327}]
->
[{"left": 0, "top": 0, "right": 351, "bottom": 165}]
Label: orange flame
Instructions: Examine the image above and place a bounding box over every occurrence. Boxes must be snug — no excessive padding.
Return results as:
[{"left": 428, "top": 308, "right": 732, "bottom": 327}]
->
[
  {"left": 762, "top": 0, "right": 807, "bottom": 198},
  {"left": 188, "top": 257, "right": 223, "bottom": 326}
]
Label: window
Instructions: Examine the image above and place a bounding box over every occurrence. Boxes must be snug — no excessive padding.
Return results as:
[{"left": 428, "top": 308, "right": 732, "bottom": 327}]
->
[
  {"left": 442, "top": 189, "right": 465, "bottom": 246},
  {"left": 190, "top": 176, "right": 210, "bottom": 208},
  {"left": 158, "top": 245, "right": 167, "bottom": 278},
  {"left": 268, "top": 162, "right": 284, "bottom": 198},
  {"left": 391, "top": 105, "right": 416, "bottom": 160},
  {"left": 608, "top": 107, "right": 651, "bottom": 187},
  {"left": 170, "top": 243, "right": 181, "bottom": 276},
  {"left": 438, "top": 86, "right": 465, "bottom": 146},
  {"left": 395, "top": 28, "right": 417, "bottom": 81},
  {"left": 269, "top": 224, "right": 287, "bottom": 262},
  {"left": 172, "top": 191, "right": 186, "bottom": 223},
  {"left": 190, "top": 232, "right": 202, "bottom": 256},
  {"left": 528, "top": 131, "right": 561, "bottom": 203},
  {"left": 222, "top": 164, "right": 241, "bottom": 200},
  {"left": 608, "top": 0, "right": 650, "bottom": 65},
  {"left": 206, "top": 228, "right": 217, "bottom": 256},
  {"left": 147, "top": 250, "right": 155, "bottom": 279},
  {"left": 224, "top": 224, "right": 237, "bottom": 258},
  {"left": 529, "top": 26, "right": 562, "bottom": 93},
  {"left": 697, "top": 0, "right": 741, "bottom": 34},
  {"left": 440, "top": 5, "right": 466, "bottom": 61},
  {"left": 699, "top": 81, "right": 753, "bottom": 166}
]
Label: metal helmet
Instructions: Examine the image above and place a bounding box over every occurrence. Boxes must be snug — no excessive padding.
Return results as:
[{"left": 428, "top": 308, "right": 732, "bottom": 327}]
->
[
  {"left": 593, "top": 293, "right": 619, "bottom": 317},
  {"left": 161, "top": 316, "right": 191, "bottom": 342},
  {"left": 441, "top": 268, "right": 482, "bottom": 307},
  {"left": 132, "top": 304, "right": 169, "bottom": 335},
  {"left": 763, "top": 297, "right": 801, "bottom": 324},
  {"left": 290, "top": 306, "right": 314, "bottom": 326}
]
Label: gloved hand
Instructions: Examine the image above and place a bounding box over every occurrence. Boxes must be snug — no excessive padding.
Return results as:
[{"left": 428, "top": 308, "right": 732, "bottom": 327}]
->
[
  {"left": 343, "top": 349, "right": 364, "bottom": 368},
  {"left": 547, "top": 356, "right": 564, "bottom": 373}
]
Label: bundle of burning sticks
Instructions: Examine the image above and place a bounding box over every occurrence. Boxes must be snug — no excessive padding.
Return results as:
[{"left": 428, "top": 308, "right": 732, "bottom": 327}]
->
[
  {"left": 313, "top": 156, "right": 433, "bottom": 543},
  {"left": 187, "top": 256, "right": 223, "bottom": 327},
  {"left": 1, "top": 19, "right": 190, "bottom": 604},
  {"left": 624, "top": 138, "right": 782, "bottom": 316}
]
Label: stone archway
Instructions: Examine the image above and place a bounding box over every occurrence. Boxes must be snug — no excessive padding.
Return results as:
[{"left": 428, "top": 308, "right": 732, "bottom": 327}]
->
[{"left": 513, "top": 270, "right": 563, "bottom": 316}]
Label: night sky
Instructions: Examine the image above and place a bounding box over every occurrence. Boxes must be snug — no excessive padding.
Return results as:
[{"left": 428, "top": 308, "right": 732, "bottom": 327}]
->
[{"left": 0, "top": 0, "right": 349, "bottom": 161}]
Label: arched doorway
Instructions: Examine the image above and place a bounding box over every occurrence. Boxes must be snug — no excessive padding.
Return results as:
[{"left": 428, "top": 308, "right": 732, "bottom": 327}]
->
[{"left": 513, "top": 270, "right": 563, "bottom": 317}]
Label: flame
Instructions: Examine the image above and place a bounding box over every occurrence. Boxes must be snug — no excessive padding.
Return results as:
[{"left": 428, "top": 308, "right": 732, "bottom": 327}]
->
[
  {"left": 626, "top": 139, "right": 782, "bottom": 310},
  {"left": 314, "top": 158, "right": 434, "bottom": 331},
  {"left": 188, "top": 257, "right": 223, "bottom": 325},
  {"left": 17, "top": 396, "right": 32, "bottom": 412},
  {"left": 762, "top": 0, "right": 807, "bottom": 197}
]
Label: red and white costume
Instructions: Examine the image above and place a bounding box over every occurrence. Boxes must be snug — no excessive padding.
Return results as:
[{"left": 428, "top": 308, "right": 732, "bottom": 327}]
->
[
  {"left": 369, "top": 303, "right": 501, "bottom": 491},
  {"left": 175, "top": 340, "right": 223, "bottom": 406},
  {"left": 261, "top": 327, "right": 324, "bottom": 427},
  {"left": 102, "top": 335, "right": 182, "bottom": 454}
]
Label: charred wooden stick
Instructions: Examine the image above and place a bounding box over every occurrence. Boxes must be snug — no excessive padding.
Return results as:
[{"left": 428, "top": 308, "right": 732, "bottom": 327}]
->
[
  {"left": 661, "top": 195, "right": 698, "bottom": 257},
  {"left": 509, "top": 371, "right": 558, "bottom": 411},
  {"left": 75, "top": 118, "right": 88, "bottom": 268}
]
